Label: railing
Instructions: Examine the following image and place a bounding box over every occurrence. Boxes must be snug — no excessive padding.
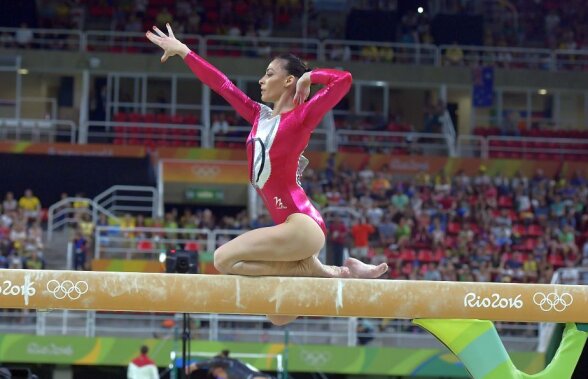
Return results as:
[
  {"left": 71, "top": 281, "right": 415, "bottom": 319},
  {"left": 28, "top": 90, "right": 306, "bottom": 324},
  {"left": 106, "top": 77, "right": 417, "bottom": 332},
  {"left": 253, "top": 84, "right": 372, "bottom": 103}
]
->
[
  {"left": 0, "top": 118, "right": 76, "bottom": 143},
  {"left": 1, "top": 27, "right": 588, "bottom": 72},
  {"left": 203, "top": 35, "right": 321, "bottom": 60},
  {"left": 487, "top": 135, "right": 588, "bottom": 160},
  {"left": 93, "top": 185, "right": 159, "bottom": 219},
  {"left": 87, "top": 120, "right": 206, "bottom": 148},
  {"left": 439, "top": 44, "right": 554, "bottom": 70},
  {"left": 440, "top": 110, "right": 457, "bottom": 157},
  {"left": 84, "top": 31, "right": 203, "bottom": 55},
  {"left": 336, "top": 130, "right": 451, "bottom": 155},
  {"left": 210, "top": 126, "right": 249, "bottom": 149},
  {"left": 322, "top": 39, "right": 439, "bottom": 65},
  {"left": 0, "top": 310, "right": 538, "bottom": 350},
  {"left": 0, "top": 27, "right": 82, "bottom": 51},
  {"left": 456, "top": 134, "right": 488, "bottom": 158},
  {"left": 94, "top": 226, "right": 244, "bottom": 259},
  {"left": 553, "top": 49, "right": 588, "bottom": 72},
  {"left": 46, "top": 197, "right": 119, "bottom": 241}
]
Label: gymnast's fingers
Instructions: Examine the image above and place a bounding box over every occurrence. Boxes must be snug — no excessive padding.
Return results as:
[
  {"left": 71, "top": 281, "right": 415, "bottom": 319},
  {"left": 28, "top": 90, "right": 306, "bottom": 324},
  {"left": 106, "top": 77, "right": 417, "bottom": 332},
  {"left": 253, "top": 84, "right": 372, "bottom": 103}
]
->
[
  {"left": 152, "top": 25, "right": 167, "bottom": 38},
  {"left": 145, "top": 31, "right": 162, "bottom": 46},
  {"left": 166, "top": 23, "right": 175, "bottom": 39}
]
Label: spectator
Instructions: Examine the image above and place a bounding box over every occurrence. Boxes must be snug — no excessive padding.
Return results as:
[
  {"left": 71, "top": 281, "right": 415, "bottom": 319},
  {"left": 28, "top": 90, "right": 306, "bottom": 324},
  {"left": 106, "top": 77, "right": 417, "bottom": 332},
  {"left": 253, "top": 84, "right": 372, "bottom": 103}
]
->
[
  {"left": 18, "top": 189, "right": 41, "bottom": 224},
  {"left": 351, "top": 218, "right": 375, "bottom": 260},
  {"left": 127, "top": 345, "right": 159, "bottom": 379},
  {"left": 444, "top": 42, "right": 464, "bottom": 65},
  {"left": 72, "top": 230, "right": 88, "bottom": 270},
  {"left": 327, "top": 215, "right": 348, "bottom": 266},
  {"left": 2, "top": 192, "right": 18, "bottom": 214},
  {"left": 356, "top": 318, "right": 375, "bottom": 345},
  {"left": 15, "top": 23, "right": 34, "bottom": 48},
  {"left": 24, "top": 251, "right": 45, "bottom": 270}
]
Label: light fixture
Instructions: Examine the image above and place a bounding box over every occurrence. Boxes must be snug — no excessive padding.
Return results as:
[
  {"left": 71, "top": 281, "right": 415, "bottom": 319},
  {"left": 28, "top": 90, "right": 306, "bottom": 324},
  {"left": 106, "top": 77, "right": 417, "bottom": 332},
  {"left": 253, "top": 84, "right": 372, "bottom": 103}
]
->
[
  {"left": 538, "top": 89, "right": 548, "bottom": 95},
  {"left": 17, "top": 68, "right": 28, "bottom": 75},
  {"left": 417, "top": 7, "right": 424, "bottom": 13}
]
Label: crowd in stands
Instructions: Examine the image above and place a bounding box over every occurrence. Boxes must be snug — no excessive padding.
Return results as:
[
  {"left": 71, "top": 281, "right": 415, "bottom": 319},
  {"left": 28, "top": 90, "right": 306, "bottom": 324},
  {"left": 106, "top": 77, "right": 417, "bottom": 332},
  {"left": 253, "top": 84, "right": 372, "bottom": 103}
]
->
[
  {"left": 302, "top": 161, "right": 588, "bottom": 285},
  {"left": 2, "top": 0, "right": 587, "bottom": 55},
  {"left": 57, "top": 161, "right": 588, "bottom": 288},
  {"left": 0, "top": 189, "right": 46, "bottom": 270}
]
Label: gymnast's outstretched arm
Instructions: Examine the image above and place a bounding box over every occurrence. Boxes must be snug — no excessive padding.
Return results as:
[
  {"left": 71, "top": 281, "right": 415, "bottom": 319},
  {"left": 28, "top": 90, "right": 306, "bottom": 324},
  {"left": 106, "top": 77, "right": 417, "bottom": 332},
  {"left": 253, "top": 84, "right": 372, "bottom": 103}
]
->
[{"left": 146, "top": 23, "right": 259, "bottom": 125}]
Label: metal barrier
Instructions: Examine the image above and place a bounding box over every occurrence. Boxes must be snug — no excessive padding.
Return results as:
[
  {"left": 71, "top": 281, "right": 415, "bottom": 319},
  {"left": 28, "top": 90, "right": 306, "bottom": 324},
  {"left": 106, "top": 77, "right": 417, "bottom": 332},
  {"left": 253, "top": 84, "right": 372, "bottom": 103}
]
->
[
  {"left": 4, "top": 310, "right": 537, "bottom": 349},
  {"left": 93, "top": 185, "right": 159, "bottom": 219},
  {"left": 486, "top": 135, "right": 588, "bottom": 160},
  {"left": 203, "top": 35, "right": 321, "bottom": 60},
  {"left": 86, "top": 120, "right": 206, "bottom": 148},
  {"left": 439, "top": 44, "right": 554, "bottom": 70},
  {"left": 322, "top": 39, "right": 439, "bottom": 65},
  {"left": 0, "top": 27, "right": 82, "bottom": 51},
  {"left": 456, "top": 134, "right": 488, "bottom": 158},
  {"left": 46, "top": 197, "right": 119, "bottom": 242},
  {"left": 84, "top": 31, "right": 203, "bottom": 54},
  {"left": 0, "top": 27, "right": 586, "bottom": 72},
  {"left": 554, "top": 49, "right": 588, "bottom": 72},
  {"left": 336, "top": 130, "right": 451, "bottom": 156},
  {"left": 0, "top": 118, "right": 76, "bottom": 143}
]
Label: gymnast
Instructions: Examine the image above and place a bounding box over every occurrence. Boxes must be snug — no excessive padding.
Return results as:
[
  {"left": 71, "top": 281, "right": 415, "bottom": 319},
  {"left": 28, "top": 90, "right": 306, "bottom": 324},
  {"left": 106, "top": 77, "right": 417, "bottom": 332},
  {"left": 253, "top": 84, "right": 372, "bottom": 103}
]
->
[{"left": 146, "top": 24, "right": 388, "bottom": 325}]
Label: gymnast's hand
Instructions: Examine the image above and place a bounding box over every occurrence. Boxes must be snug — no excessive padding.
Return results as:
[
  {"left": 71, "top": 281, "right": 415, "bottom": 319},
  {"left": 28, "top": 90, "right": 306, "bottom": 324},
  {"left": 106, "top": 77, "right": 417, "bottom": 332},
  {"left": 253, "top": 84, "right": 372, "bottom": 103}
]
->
[
  {"left": 146, "top": 23, "right": 190, "bottom": 62},
  {"left": 293, "top": 72, "right": 311, "bottom": 106}
]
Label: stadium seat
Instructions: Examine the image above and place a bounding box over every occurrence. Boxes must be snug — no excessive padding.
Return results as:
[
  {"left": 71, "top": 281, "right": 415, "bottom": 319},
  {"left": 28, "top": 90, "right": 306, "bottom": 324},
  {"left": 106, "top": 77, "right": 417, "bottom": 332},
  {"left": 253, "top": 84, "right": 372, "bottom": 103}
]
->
[
  {"left": 137, "top": 240, "right": 155, "bottom": 251},
  {"left": 184, "top": 241, "right": 200, "bottom": 252}
]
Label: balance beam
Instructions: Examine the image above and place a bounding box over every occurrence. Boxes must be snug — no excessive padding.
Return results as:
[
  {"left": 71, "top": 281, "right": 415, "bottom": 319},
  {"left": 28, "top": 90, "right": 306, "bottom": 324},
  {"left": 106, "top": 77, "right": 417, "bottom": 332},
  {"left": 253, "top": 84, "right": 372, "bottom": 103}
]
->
[{"left": 0, "top": 269, "right": 586, "bottom": 322}]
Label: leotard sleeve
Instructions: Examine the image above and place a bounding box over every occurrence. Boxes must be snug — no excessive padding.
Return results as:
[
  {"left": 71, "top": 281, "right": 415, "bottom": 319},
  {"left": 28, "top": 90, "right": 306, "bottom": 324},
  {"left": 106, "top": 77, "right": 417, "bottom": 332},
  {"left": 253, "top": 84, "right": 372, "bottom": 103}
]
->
[
  {"left": 184, "top": 51, "right": 260, "bottom": 124},
  {"left": 300, "top": 68, "right": 352, "bottom": 131}
]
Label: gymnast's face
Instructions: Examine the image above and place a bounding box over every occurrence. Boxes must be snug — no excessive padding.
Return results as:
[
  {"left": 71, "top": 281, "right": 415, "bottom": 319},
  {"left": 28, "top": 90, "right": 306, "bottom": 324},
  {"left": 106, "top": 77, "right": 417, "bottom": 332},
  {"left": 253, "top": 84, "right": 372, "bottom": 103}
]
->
[{"left": 259, "top": 59, "right": 295, "bottom": 103}]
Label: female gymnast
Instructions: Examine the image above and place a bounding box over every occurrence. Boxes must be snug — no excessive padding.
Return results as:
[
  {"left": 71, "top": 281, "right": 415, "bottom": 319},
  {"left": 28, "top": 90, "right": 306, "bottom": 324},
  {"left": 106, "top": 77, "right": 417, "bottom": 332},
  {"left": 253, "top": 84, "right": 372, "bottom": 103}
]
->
[{"left": 147, "top": 24, "right": 388, "bottom": 324}]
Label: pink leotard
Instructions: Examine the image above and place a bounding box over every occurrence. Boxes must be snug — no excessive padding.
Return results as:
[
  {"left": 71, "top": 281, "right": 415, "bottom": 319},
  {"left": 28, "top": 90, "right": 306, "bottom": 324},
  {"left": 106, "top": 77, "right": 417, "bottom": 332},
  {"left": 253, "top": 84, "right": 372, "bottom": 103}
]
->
[{"left": 184, "top": 51, "right": 352, "bottom": 235}]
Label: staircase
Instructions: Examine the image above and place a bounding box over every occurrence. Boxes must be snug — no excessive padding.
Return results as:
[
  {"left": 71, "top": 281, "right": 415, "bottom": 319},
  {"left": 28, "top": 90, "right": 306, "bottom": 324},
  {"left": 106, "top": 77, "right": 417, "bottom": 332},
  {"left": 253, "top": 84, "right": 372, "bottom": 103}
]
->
[{"left": 43, "top": 229, "right": 72, "bottom": 270}]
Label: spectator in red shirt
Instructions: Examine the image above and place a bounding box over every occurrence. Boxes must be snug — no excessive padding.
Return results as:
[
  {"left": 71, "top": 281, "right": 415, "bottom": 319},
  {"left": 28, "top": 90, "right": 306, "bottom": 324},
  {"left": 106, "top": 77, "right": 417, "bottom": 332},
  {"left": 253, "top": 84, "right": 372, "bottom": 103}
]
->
[
  {"left": 127, "top": 345, "right": 159, "bottom": 379},
  {"left": 351, "top": 217, "right": 375, "bottom": 260},
  {"left": 327, "top": 215, "right": 348, "bottom": 266}
]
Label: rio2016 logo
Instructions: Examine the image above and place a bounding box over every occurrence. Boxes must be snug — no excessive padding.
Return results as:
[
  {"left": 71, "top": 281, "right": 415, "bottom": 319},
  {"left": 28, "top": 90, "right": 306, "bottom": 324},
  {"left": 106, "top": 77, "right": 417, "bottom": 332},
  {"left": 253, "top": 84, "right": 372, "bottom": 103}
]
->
[
  {"left": 464, "top": 293, "right": 523, "bottom": 309},
  {"left": 0, "top": 279, "right": 36, "bottom": 305}
]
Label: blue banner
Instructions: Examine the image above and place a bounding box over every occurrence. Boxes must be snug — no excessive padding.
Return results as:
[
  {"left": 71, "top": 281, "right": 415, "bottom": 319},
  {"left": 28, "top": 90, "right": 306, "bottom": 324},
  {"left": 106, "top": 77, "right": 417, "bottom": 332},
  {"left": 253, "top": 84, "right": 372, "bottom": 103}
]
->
[{"left": 472, "top": 66, "right": 494, "bottom": 107}]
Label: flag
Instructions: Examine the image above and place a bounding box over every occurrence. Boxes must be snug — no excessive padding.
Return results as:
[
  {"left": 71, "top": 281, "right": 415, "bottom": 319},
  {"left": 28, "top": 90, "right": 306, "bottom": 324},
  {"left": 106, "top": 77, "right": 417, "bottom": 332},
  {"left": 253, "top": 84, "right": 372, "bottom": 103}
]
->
[{"left": 472, "top": 66, "right": 494, "bottom": 107}]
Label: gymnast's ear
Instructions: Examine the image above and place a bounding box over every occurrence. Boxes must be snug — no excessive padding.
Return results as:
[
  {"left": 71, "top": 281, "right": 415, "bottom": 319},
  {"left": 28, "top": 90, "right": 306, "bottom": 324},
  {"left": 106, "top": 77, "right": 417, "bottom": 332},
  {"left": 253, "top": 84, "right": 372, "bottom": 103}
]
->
[{"left": 284, "top": 74, "right": 296, "bottom": 88}]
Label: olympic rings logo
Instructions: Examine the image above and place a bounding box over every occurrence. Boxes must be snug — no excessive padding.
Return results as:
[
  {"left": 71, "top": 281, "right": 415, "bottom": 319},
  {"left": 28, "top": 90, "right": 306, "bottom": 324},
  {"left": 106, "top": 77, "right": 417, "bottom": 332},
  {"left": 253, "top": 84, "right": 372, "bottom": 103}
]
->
[
  {"left": 46, "top": 280, "right": 89, "bottom": 300},
  {"left": 192, "top": 166, "right": 220, "bottom": 177},
  {"left": 533, "top": 292, "right": 573, "bottom": 312},
  {"left": 298, "top": 350, "right": 331, "bottom": 367}
]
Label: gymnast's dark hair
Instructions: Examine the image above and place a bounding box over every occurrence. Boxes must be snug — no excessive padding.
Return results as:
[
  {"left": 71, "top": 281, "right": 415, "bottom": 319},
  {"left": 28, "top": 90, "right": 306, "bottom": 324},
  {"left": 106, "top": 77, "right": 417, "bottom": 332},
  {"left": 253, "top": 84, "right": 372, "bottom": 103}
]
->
[{"left": 275, "top": 53, "right": 311, "bottom": 78}]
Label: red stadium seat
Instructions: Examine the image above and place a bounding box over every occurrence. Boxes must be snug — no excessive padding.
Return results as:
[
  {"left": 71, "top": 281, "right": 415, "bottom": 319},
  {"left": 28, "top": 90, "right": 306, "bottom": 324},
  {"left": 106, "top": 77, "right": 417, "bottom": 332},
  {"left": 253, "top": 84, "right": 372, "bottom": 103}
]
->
[
  {"left": 528, "top": 224, "right": 543, "bottom": 237},
  {"left": 447, "top": 222, "right": 460, "bottom": 235},
  {"left": 185, "top": 241, "right": 200, "bottom": 252},
  {"left": 498, "top": 196, "right": 514, "bottom": 208},
  {"left": 137, "top": 240, "right": 155, "bottom": 251},
  {"left": 400, "top": 249, "right": 416, "bottom": 262},
  {"left": 417, "top": 249, "right": 433, "bottom": 263}
]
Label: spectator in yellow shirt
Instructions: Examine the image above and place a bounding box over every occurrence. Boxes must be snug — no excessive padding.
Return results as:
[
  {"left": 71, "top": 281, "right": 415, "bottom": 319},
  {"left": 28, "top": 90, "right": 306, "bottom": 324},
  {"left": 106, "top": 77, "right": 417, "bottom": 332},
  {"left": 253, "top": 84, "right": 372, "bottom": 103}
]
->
[{"left": 19, "top": 189, "right": 41, "bottom": 224}]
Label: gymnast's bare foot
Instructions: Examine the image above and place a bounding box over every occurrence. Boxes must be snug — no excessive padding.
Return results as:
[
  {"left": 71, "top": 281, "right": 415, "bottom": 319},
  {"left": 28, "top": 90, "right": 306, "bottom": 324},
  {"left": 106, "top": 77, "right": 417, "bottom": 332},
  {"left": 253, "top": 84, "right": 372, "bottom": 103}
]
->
[
  {"left": 344, "top": 257, "right": 388, "bottom": 279},
  {"left": 300, "top": 256, "right": 351, "bottom": 278}
]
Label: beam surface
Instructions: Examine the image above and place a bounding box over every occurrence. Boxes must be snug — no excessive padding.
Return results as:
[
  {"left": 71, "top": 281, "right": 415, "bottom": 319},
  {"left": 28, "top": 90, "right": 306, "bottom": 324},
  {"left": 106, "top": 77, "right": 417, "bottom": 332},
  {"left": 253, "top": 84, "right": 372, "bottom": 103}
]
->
[{"left": 0, "top": 269, "right": 586, "bottom": 322}]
